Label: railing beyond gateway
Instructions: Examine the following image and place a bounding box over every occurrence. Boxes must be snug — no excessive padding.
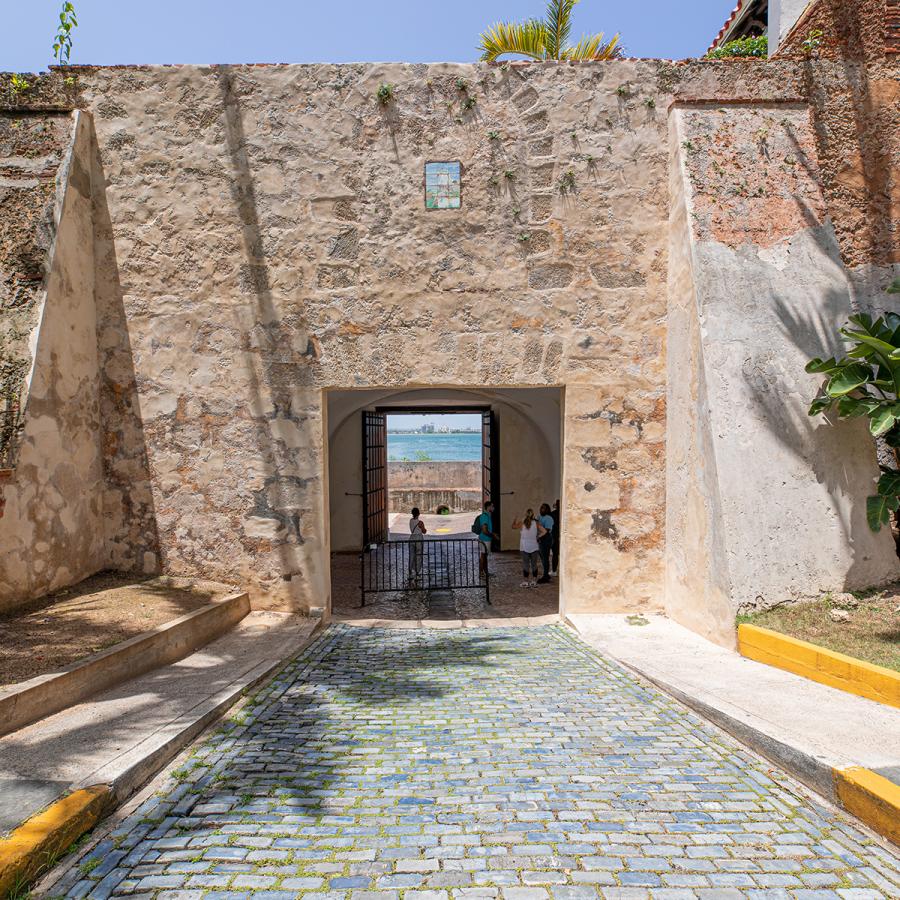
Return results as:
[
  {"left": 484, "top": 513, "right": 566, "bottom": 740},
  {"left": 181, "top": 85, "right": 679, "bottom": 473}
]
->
[{"left": 360, "top": 538, "right": 490, "bottom": 607}]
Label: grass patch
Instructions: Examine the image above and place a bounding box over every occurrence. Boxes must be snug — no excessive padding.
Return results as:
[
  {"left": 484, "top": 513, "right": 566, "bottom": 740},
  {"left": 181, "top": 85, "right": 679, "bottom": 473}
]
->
[{"left": 739, "top": 590, "right": 899, "bottom": 670}]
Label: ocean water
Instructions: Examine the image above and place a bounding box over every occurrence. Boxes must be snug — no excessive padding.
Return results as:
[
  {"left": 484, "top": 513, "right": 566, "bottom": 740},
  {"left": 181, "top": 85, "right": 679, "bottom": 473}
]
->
[{"left": 387, "top": 432, "right": 481, "bottom": 462}]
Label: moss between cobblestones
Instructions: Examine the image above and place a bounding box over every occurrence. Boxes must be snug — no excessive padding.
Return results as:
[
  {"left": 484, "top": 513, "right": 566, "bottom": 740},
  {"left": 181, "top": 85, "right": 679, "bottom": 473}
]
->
[{"left": 47, "top": 625, "right": 900, "bottom": 898}]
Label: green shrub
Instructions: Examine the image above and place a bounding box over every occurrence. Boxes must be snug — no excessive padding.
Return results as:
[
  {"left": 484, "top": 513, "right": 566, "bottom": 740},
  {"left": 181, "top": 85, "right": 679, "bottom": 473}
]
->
[
  {"left": 706, "top": 35, "right": 768, "bottom": 59},
  {"left": 807, "top": 278, "right": 900, "bottom": 531}
]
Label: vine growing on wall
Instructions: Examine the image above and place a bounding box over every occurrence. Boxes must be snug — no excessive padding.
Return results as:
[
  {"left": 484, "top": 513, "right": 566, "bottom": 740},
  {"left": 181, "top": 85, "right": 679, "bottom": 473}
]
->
[{"left": 806, "top": 278, "right": 900, "bottom": 538}]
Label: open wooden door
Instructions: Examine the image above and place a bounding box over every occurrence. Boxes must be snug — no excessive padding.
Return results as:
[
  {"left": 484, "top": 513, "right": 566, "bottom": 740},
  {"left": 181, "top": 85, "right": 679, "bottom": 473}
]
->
[
  {"left": 481, "top": 409, "right": 500, "bottom": 551},
  {"left": 362, "top": 411, "right": 388, "bottom": 545}
]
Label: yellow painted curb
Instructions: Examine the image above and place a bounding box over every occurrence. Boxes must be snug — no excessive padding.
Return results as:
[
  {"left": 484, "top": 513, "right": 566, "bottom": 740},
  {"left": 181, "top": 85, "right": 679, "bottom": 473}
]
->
[
  {"left": 834, "top": 767, "right": 900, "bottom": 846},
  {"left": 0, "top": 784, "right": 110, "bottom": 897},
  {"left": 737, "top": 624, "right": 899, "bottom": 708}
]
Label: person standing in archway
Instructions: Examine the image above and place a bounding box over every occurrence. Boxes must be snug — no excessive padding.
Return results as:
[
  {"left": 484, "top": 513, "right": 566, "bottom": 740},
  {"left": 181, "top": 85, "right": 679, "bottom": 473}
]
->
[
  {"left": 537, "top": 503, "right": 554, "bottom": 584},
  {"left": 408, "top": 507, "right": 426, "bottom": 582},
  {"left": 512, "top": 509, "right": 546, "bottom": 588},
  {"left": 476, "top": 501, "right": 498, "bottom": 577}
]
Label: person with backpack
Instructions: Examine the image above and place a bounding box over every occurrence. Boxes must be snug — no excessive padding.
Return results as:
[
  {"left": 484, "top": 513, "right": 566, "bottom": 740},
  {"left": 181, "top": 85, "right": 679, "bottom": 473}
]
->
[
  {"left": 537, "top": 502, "right": 554, "bottom": 583},
  {"left": 473, "top": 501, "right": 498, "bottom": 576},
  {"left": 512, "top": 509, "right": 547, "bottom": 588}
]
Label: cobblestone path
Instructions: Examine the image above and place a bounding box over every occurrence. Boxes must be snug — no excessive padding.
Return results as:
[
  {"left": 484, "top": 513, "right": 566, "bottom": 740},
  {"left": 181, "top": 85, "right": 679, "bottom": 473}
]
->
[{"left": 57, "top": 625, "right": 900, "bottom": 899}]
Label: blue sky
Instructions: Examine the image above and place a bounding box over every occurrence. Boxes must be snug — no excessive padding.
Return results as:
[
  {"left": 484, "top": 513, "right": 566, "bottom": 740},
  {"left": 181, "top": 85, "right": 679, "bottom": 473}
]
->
[{"left": 4, "top": 1, "right": 737, "bottom": 72}]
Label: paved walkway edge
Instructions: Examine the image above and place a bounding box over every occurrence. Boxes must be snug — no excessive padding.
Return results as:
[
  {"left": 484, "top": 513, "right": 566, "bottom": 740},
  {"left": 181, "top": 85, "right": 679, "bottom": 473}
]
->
[
  {"left": 0, "top": 785, "right": 110, "bottom": 896},
  {"left": 0, "top": 591, "right": 251, "bottom": 737},
  {"left": 564, "top": 616, "right": 899, "bottom": 847},
  {"left": 5, "top": 617, "right": 325, "bottom": 895},
  {"left": 738, "top": 623, "right": 900, "bottom": 708},
  {"left": 834, "top": 766, "right": 900, "bottom": 846}
]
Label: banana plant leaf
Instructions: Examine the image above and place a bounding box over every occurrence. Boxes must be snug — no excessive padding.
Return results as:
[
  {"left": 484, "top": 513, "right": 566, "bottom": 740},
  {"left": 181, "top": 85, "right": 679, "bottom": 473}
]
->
[
  {"left": 824, "top": 364, "right": 872, "bottom": 397},
  {"left": 806, "top": 357, "right": 839, "bottom": 374},
  {"left": 867, "top": 492, "right": 899, "bottom": 531},
  {"left": 869, "top": 406, "right": 898, "bottom": 436},
  {"left": 877, "top": 471, "right": 900, "bottom": 497}
]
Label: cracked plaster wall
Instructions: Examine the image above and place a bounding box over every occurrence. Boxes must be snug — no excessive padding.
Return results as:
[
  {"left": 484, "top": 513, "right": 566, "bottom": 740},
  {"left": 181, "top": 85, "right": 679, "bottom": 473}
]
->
[{"left": 667, "top": 102, "right": 899, "bottom": 644}]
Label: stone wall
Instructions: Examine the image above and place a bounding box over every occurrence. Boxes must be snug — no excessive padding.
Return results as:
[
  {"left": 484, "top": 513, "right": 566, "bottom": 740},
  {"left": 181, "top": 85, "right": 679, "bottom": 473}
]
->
[
  {"left": 775, "top": 0, "right": 900, "bottom": 303},
  {"left": 387, "top": 461, "right": 481, "bottom": 514},
  {"left": 59, "top": 61, "right": 670, "bottom": 614},
  {"left": 0, "top": 110, "right": 71, "bottom": 469},
  {"left": 388, "top": 461, "right": 481, "bottom": 490},
  {"left": 0, "top": 20, "right": 897, "bottom": 633}
]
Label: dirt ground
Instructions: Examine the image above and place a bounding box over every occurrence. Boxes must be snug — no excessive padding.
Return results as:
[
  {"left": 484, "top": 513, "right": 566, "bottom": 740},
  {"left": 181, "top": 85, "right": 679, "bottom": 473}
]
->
[
  {"left": 332, "top": 548, "right": 559, "bottom": 621},
  {"left": 739, "top": 587, "right": 900, "bottom": 671},
  {"left": 0, "top": 572, "right": 234, "bottom": 687}
]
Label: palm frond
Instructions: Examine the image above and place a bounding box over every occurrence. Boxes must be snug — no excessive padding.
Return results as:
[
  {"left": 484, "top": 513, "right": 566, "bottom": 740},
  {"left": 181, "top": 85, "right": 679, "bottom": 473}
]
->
[
  {"left": 565, "top": 31, "right": 622, "bottom": 61},
  {"left": 544, "top": 0, "right": 578, "bottom": 60},
  {"left": 478, "top": 19, "right": 548, "bottom": 61}
]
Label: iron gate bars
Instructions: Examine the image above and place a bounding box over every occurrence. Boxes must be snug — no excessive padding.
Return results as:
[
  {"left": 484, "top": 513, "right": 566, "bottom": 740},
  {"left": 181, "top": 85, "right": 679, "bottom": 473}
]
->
[{"left": 360, "top": 538, "right": 490, "bottom": 607}]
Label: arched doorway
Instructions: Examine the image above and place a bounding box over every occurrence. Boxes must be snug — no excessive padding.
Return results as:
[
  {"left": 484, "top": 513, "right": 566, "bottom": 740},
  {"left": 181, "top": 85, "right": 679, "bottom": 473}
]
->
[{"left": 325, "top": 387, "right": 564, "bottom": 622}]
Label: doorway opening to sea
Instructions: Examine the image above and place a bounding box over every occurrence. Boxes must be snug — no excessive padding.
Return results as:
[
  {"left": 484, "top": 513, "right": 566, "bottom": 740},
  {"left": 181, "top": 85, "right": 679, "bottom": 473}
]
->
[
  {"left": 385, "top": 411, "right": 484, "bottom": 542},
  {"left": 325, "top": 387, "right": 564, "bottom": 623}
]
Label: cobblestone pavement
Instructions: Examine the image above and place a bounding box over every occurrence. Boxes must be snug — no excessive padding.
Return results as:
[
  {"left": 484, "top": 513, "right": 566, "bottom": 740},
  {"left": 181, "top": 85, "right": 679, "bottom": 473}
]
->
[{"left": 54, "top": 625, "right": 900, "bottom": 899}]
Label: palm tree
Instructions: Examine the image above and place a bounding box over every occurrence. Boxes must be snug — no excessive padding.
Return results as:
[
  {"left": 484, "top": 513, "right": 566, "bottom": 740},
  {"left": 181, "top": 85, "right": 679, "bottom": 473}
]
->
[{"left": 478, "top": 0, "right": 622, "bottom": 62}]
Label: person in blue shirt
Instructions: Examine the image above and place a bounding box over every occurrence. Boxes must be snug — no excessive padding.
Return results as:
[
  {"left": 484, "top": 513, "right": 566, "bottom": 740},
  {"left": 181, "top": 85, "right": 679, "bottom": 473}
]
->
[
  {"left": 550, "top": 498, "right": 561, "bottom": 575},
  {"left": 537, "top": 502, "right": 554, "bottom": 583},
  {"left": 477, "top": 501, "right": 498, "bottom": 576}
]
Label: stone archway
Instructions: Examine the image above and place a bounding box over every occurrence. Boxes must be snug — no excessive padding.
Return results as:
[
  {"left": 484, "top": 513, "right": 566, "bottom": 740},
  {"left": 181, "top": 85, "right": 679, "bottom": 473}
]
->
[{"left": 324, "top": 386, "right": 563, "bottom": 620}]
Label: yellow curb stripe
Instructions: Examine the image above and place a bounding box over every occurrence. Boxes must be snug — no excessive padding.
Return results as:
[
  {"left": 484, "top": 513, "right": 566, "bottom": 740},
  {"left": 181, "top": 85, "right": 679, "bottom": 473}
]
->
[
  {"left": 0, "top": 784, "right": 110, "bottom": 896},
  {"left": 737, "top": 624, "right": 900, "bottom": 708},
  {"left": 834, "top": 767, "right": 900, "bottom": 846}
]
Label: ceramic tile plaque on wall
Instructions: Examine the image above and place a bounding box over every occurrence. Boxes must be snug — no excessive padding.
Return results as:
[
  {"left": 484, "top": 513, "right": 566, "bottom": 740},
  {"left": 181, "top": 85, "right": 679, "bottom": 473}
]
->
[{"left": 425, "top": 161, "right": 461, "bottom": 209}]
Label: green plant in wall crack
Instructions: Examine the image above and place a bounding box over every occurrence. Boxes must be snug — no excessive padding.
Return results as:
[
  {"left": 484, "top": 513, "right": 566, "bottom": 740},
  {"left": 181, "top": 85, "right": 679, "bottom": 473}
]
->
[
  {"left": 801, "top": 29, "right": 824, "bottom": 57},
  {"left": 52, "top": 2, "right": 78, "bottom": 66},
  {"left": 8, "top": 74, "right": 29, "bottom": 98},
  {"left": 807, "top": 280, "right": 900, "bottom": 534},
  {"left": 376, "top": 83, "right": 395, "bottom": 105},
  {"left": 558, "top": 169, "right": 576, "bottom": 194}
]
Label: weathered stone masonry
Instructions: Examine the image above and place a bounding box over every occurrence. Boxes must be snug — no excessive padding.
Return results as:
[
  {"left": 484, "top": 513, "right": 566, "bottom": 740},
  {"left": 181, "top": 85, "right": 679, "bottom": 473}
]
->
[{"left": 0, "top": 12, "right": 898, "bottom": 645}]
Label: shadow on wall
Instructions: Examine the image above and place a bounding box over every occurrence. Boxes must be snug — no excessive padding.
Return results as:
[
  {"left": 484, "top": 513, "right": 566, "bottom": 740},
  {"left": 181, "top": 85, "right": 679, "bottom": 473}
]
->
[
  {"left": 739, "top": 115, "right": 896, "bottom": 591},
  {"left": 745, "top": 281, "right": 889, "bottom": 590},
  {"left": 92, "top": 123, "right": 161, "bottom": 574},
  {"left": 215, "top": 68, "right": 317, "bottom": 603}
]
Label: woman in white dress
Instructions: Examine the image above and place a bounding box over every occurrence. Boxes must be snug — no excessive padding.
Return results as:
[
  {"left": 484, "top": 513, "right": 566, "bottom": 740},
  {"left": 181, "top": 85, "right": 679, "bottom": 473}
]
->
[{"left": 511, "top": 509, "right": 547, "bottom": 588}]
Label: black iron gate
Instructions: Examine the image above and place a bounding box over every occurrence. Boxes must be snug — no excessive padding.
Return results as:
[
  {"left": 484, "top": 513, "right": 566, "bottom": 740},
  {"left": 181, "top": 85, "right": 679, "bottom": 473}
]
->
[
  {"left": 362, "top": 411, "right": 388, "bottom": 545},
  {"left": 482, "top": 409, "right": 500, "bottom": 551},
  {"left": 360, "top": 538, "right": 490, "bottom": 607}
]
